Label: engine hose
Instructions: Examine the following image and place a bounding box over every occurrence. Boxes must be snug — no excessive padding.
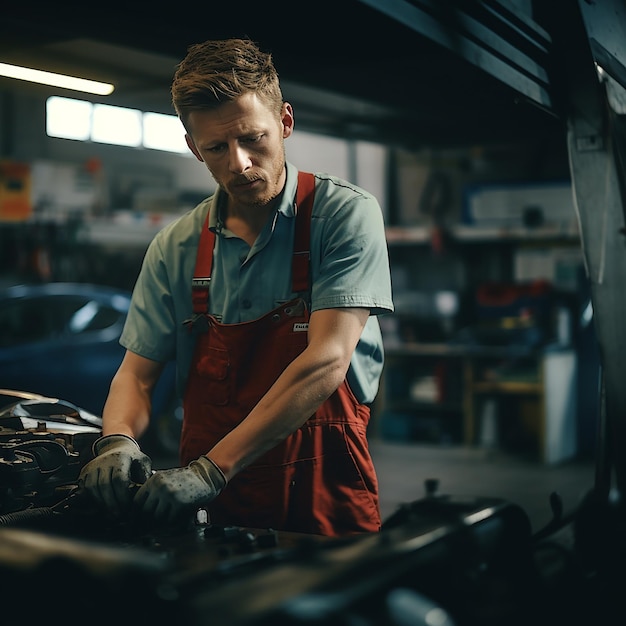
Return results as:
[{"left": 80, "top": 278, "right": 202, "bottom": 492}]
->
[{"left": 0, "top": 506, "right": 54, "bottom": 527}]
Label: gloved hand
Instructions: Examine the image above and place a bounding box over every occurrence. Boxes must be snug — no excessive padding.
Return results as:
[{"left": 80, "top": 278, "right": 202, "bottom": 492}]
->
[
  {"left": 78, "top": 434, "right": 153, "bottom": 516},
  {"left": 133, "top": 456, "right": 227, "bottom": 527}
]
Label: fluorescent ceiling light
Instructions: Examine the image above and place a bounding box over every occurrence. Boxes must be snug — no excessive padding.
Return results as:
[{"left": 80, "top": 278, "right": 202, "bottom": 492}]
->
[{"left": 0, "top": 62, "right": 114, "bottom": 95}]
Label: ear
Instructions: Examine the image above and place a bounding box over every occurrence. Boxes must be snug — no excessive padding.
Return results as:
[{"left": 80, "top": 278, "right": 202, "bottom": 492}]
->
[
  {"left": 185, "top": 134, "right": 204, "bottom": 162},
  {"left": 281, "top": 102, "right": 295, "bottom": 139}
]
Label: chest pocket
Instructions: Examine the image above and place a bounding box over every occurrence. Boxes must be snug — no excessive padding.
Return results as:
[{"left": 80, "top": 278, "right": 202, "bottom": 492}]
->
[{"left": 194, "top": 345, "right": 230, "bottom": 406}]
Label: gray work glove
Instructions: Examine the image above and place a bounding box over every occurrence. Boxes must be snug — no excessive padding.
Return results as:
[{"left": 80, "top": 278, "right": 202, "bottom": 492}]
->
[
  {"left": 78, "top": 434, "right": 153, "bottom": 516},
  {"left": 133, "top": 456, "right": 227, "bottom": 527}
]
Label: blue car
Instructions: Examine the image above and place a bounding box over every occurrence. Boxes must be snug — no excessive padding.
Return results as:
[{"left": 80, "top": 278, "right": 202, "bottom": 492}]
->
[{"left": 0, "top": 282, "right": 181, "bottom": 456}]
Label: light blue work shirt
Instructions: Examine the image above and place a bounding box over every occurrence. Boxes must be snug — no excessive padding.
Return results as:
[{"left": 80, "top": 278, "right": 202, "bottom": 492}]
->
[{"left": 120, "top": 161, "right": 394, "bottom": 404}]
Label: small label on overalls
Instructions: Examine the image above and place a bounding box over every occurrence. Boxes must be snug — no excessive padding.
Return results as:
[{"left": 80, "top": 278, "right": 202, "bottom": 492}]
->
[
  {"left": 293, "top": 323, "right": 308, "bottom": 332},
  {"left": 192, "top": 277, "right": 211, "bottom": 287}
]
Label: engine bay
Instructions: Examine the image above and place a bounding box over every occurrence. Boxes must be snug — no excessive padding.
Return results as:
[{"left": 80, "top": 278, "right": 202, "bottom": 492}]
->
[{"left": 0, "top": 390, "right": 623, "bottom": 626}]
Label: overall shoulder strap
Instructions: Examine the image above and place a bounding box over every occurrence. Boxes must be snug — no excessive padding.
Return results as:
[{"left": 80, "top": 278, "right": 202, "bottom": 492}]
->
[
  {"left": 292, "top": 171, "right": 315, "bottom": 293},
  {"left": 191, "top": 209, "right": 214, "bottom": 315}
]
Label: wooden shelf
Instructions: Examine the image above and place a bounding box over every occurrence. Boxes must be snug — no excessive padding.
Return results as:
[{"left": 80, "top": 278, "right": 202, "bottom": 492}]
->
[
  {"left": 385, "top": 400, "right": 463, "bottom": 413},
  {"left": 384, "top": 342, "right": 538, "bottom": 359},
  {"left": 471, "top": 380, "right": 542, "bottom": 394},
  {"left": 377, "top": 343, "right": 577, "bottom": 464},
  {"left": 462, "top": 349, "right": 577, "bottom": 463},
  {"left": 385, "top": 224, "right": 580, "bottom": 245}
]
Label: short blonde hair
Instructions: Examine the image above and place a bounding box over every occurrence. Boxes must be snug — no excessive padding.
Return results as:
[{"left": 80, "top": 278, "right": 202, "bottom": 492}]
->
[{"left": 171, "top": 38, "right": 284, "bottom": 130}]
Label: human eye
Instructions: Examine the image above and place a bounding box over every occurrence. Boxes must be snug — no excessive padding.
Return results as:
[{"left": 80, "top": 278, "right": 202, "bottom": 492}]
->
[
  {"left": 206, "top": 143, "right": 227, "bottom": 154},
  {"left": 242, "top": 133, "right": 264, "bottom": 144}
]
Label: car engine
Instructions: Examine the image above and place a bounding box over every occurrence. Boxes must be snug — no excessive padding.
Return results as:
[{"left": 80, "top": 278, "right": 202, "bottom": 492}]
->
[{"left": 0, "top": 391, "right": 622, "bottom": 626}]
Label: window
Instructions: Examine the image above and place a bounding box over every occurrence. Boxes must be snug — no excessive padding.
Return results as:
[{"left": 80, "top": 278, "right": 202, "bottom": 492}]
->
[
  {"left": 46, "top": 97, "right": 91, "bottom": 140},
  {"left": 91, "top": 103, "right": 142, "bottom": 147},
  {"left": 143, "top": 112, "right": 189, "bottom": 153},
  {"left": 46, "top": 96, "right": 189, "bottom": 154}
]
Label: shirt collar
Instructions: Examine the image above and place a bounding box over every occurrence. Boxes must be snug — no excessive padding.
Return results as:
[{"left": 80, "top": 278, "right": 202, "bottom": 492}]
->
[
  {"left": 278, "top": 161, "right": 299, "bottom": 218},
  {"left": 207, "top": 188, "right": 222, "bottom": 232}
]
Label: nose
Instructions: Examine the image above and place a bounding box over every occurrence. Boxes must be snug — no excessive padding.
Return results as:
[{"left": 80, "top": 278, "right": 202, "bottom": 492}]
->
[{"left": 229, "top": 145, "right": 252, "bottom": 174}]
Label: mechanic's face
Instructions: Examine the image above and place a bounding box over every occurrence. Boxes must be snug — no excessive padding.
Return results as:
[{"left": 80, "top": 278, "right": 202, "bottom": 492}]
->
[{"left": 185, "top": 92, "right": 294, "bottom": 210}]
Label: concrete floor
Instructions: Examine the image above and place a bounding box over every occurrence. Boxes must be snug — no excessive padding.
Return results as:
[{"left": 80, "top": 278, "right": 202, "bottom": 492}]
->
[{"left": 370, "top": 439, "right": 596, "bottom": 535}]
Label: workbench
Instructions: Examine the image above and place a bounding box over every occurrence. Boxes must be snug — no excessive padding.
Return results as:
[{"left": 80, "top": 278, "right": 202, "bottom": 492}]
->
[{"left": 379, "top": 343, "right": 577, "bottom": 464}]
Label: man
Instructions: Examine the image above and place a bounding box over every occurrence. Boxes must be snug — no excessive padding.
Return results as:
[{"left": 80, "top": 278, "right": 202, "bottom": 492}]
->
[{"left": 79, "top": 38, "right": 394, "bottom": 536}]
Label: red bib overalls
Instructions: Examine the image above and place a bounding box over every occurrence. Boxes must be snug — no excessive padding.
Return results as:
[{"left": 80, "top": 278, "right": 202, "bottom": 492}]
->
[{"left": 181, "top": 171, "right": 381, "bottom": 536}]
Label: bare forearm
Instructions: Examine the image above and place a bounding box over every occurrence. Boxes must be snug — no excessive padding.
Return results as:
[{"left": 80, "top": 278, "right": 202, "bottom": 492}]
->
[
  {"left": 101, "top": 351, "right": 163, "bottom": 439},
  {"left": 207, "top": 308, "right": 369, "bottom": 478},
  {"left": 101, "top": 374, "right": 152, "bottom": 438},
  {"left": 207, "top": 348, "right": 345, "bottom": 478}
]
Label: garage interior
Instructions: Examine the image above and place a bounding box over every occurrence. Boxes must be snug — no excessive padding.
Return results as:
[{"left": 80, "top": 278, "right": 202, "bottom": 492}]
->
[{"left": 1, "top": 1, "right": 625, "bottom": 624}]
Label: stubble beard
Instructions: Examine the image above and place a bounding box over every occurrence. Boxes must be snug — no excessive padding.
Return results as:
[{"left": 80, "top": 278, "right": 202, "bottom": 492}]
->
[{"left": 251, "top": 147, "right": 287, "bottom": 208}]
